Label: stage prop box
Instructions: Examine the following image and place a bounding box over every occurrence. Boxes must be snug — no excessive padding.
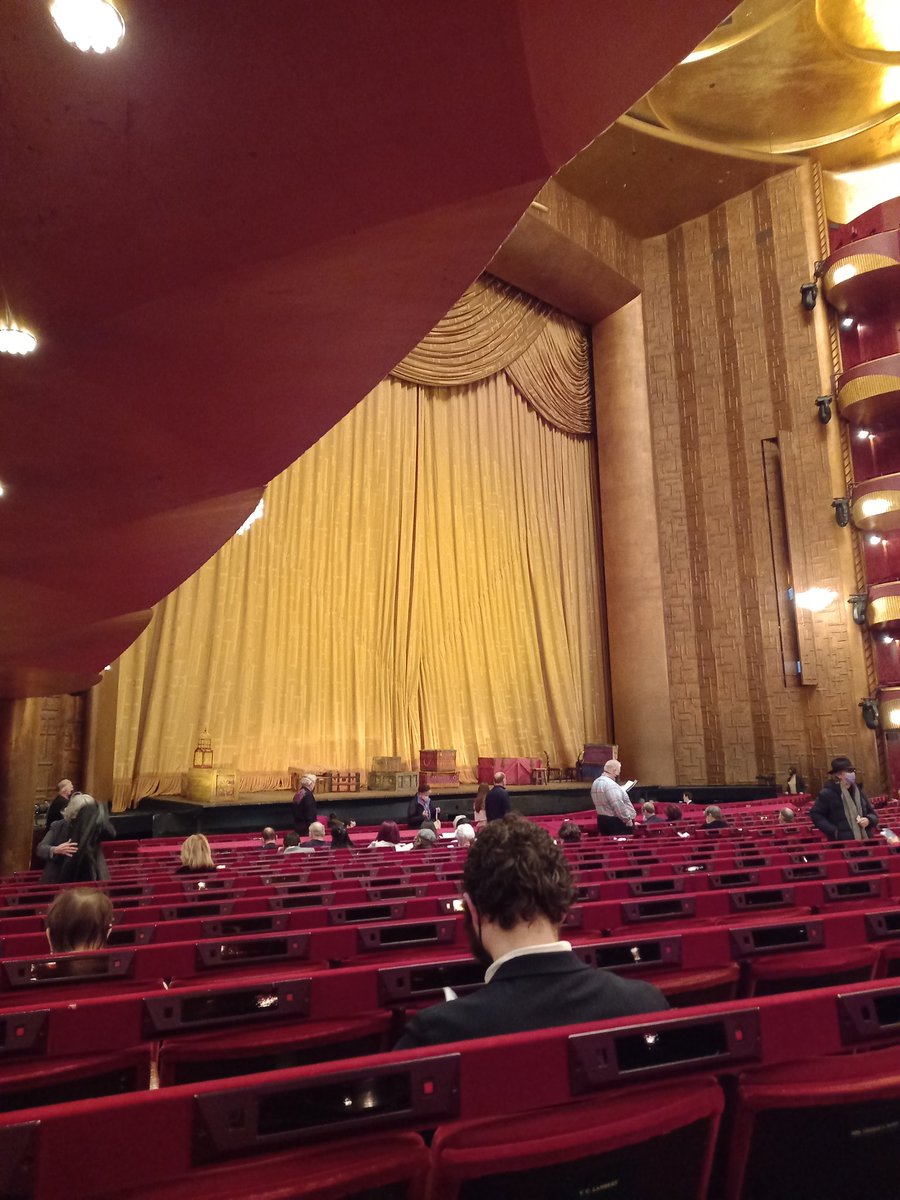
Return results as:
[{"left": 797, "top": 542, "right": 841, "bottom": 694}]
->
[
  {"left": 581, "top": 743, "right": 617, "bottom": 765},
  {"left": 186, "top": 765, "right": 238, "bottom": 805},
  {"left": 477, "top": 757, "right": 543, "bottom": 785},
  {"left": 289, "top": 768, "right": 333, "bottom": 793},
  {"left": 372, "top": 756, "right": 402, "bottom": 772},
  {"left": 419, "top": 771, "right": 460, "bottom": 788},
  {"left": 368, "top": 771, "right": 419, "bottom": 792},
  {"left": 328, "top": 772, "right": 362, "bottom": 793},
  {"left": 419, "top": 749, "right": 456, "bottom": 771}
]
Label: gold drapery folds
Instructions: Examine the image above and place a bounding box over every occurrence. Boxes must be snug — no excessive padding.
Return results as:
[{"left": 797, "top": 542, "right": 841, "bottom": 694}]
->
[
  {"left": 112, "top": 373, "right": 607, "bottom": 806},
  {"left": 392, "top": 275, "right": 593, "bottom": 436}
]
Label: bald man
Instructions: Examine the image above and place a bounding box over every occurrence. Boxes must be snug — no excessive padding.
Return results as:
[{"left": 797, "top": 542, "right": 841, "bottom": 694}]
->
[
  {"left": 46, "top": 779, "right": 75, "bottom": 828},
  {"left": 591, "top": 759, "right": 635, "bottom": 835}
]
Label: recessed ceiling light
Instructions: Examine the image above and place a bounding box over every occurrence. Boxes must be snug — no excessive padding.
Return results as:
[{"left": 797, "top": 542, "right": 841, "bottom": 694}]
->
[
  {"left": 0, "top": 483, "right": 6, "bottom": 498},
  {"left": 0, "top": 324, "right": 37, "bottom": 355},
  {"left": 857, "top": 429, "right": 871, "bottom": 440},
  {"left": 49, "top": 0, "right": 124, "bottom": 54}
]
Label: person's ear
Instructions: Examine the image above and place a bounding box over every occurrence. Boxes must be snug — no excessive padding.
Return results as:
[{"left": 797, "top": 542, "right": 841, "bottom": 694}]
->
[{"left": 462, "top": 892, "right": 478, "bottom": 923}]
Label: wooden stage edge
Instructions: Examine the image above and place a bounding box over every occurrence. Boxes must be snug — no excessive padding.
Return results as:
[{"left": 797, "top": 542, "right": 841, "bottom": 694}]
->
[{"left": 155, "top": 781, "right": 593, "bottom": 809}]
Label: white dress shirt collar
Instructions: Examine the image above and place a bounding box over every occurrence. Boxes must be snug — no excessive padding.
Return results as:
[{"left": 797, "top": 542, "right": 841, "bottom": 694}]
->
[{"left": 484, "top": 939, "right": 573, "bottom": 984}]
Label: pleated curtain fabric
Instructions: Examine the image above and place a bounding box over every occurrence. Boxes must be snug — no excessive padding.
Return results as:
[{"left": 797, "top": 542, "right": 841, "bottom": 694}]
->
[{"left": 112, "top": 281, "right": 606, "bottom": 806}]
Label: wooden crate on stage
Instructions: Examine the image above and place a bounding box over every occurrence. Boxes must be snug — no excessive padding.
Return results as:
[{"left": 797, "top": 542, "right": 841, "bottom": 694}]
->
[
  {"left": 289, "top": 768, "right": 333, "bottom": 793},
  {"left": 186, "top": 765, "right": 238, "bottom": 805},
  {"left": 419, "top": 771, "right": 460, "bottom": 788},
  {"left": 419, "top": 749, "right": 456, "bottom": 772},
  {"left": 329, "top": 771, "right": 362, "bottom": 793},
  {"left": 477, "top": 756, "right": 543, "bottom": 786},
  {"left": 372, "top": 756, "right": 402, "bottom": 773},
  {"left": 368, "top": 771, "right": 419, "bottom": 792}
]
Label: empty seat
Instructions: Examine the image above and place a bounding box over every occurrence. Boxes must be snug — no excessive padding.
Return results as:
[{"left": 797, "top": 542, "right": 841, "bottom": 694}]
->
[
  {"left": 743, "top": 945, "right": 879, "bottom": 997},
  {"left": 426, "top": 1076, "right": 723, "bottom": 1199},
  {"left": 726, "top": 1044, "right": 900, "bottom": 1199},
  {"left": 0, "top": 1047, "right": 151, "bottom": 1114}
]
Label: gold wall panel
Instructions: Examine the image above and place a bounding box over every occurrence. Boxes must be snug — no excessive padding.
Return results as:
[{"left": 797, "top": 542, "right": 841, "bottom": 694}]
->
[
  {"left": 868, "top": 593, "right": 900, "bottom": 626},
  {"left": 823, "top": 252, "right": 900, "bottom": 295},
  {"left": 838, "top": 371, "right": 900, "bottom": 412}
]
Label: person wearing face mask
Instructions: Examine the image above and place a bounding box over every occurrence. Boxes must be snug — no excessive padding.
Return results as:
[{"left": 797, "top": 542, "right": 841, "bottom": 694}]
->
[
  {"left": 393, "top": 815, "right": 666, "bottom": 1049},
  {"left": 810, "top": 757, "right": 879, "bottom": 842}
]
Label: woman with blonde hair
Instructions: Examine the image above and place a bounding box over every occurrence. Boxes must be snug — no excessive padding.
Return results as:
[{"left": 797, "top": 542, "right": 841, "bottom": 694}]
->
[
  {"left": 473, "top": 783, "right": 489, "bottom": 828},
  {"left": 176, "top": 833, "right": 217, "bottom": 874}
]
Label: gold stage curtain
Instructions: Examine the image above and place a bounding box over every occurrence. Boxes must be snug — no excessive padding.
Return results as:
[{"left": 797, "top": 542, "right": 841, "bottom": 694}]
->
[
  {"left": 112, "top": 373, "right": 607, "bottom": 806},
  {"left": 392, "top": 275, "right": 592, "bottom": 436}
]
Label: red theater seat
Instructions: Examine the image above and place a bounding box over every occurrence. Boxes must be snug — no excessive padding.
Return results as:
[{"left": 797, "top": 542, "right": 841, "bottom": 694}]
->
[
  {"left": 0, "top": 1046, "right": 151, "bottom": 1113},
  {"left": 726, "top": 1044, "right": 900, "bottom": 1200},
  {"left": 426, "top": 1077, "right": 723, "bottom": 1200},
  {"left": 743, "top": 945, "right": 880, "bottom": 997},
  {"left": 118, "top": 1131, "right": 430, "bottom": 1199}
]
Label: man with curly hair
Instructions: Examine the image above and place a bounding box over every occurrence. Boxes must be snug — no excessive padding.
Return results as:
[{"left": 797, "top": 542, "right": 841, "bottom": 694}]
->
[{"left": 395, "top": 814, "right": 666, "bottom": 1048}]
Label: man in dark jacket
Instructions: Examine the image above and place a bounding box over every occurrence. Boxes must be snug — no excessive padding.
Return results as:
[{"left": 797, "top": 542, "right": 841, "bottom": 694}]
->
[
  {"left": 485, "top": 771, "right": 511, "bottom": 821},
  {"left": 36, "top": 791, "right": 87, "bottom": 882},
  {"left": 291, "top": 774, "right": 318, "bottom": 835},
  {"left": 45, "top": 778, "right": 74, "bottom": 828},
  {"left": 810, "top": 756, "right": 879, "bottom": 841},
  {"left": 407, "top": 783, "right": 434, "bottom": 829},
  {"left": 395, "top": 814, "right": 667, "bottom": 1049}
]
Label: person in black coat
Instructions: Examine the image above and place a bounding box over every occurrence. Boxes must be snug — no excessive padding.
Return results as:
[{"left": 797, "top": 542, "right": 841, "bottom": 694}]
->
[
  {"left": 58, "top": 796, "right": 116, "bottom": 882},
  {"left": 292, "top": 774, "right": 318, "bottom": 835},
  {"left": 811, "top": 756, "right": 879, "bottom": 842},
  {"left": 36, "top": 814, "right": 81, "bottom": 882},
  {"left": 407, "top": 784, "right": 434, "bottom": 829},
  {"left": 395, "top": 814, "right": 667, "bottom": 1049},
  {"left": 485, "top": 772, "right": 511, "bottom": 821}
]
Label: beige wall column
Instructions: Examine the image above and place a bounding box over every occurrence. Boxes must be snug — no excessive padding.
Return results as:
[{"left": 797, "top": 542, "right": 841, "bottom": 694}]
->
[
  {"left": 593, "top": 297, "right": 676, "bottom": 783},
  {"left": 0, "top": 697, "right": 42, "bottom": 875}
]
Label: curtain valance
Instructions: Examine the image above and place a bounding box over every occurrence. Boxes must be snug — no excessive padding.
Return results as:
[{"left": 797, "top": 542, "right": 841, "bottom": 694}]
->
[{"left": 392, "top": 275, "right": 593, "bottom": 436}]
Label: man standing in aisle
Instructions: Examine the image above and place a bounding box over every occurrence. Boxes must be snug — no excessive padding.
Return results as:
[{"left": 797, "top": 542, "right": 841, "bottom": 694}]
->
[
  {"left": 485, "top": 771, "right": 511, "bottom": 821},
  {"left": 810, "top": 756, "right": 879, "bottom": 841},
  {"left": 591, "top": 758, "right": 636, "bottom": 835}
]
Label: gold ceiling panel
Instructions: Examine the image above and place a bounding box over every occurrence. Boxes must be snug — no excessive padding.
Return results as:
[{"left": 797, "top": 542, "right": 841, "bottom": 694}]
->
[
  {"left": 684, "top": 0, "right": 803, "bottom": 62},
  {"left": 645, "top": 0, "right": 900, "bottom": 154},
  {"left": 816, "top": 0, "right": 900, "bottom": 66}
]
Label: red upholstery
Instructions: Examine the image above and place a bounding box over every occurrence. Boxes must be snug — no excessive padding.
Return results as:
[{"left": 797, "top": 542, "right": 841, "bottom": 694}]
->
[
  {"left": 0, "top": 1046, "right": 151, "bottom": 1112},
  {"left": 726, "top": 1044, "right": 900, "bottom": 1200},
  {"left": 427, "top": 1077, "right": 724, "bottom": 1200},
  {"left": 744, "top": 945, "right": 880, "bottom": 997},
  {"left": 118, "top": 1131, "right": 430, "bottom": 1199}
]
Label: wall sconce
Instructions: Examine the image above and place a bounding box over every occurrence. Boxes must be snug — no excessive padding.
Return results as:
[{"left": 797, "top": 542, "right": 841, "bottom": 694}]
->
[
  {"left": 816, "top": 395, "right": 833, "bottom": 424},
  {"left": 859, "top": 697, "right": 880, "bottom": 730},
  {"left": 832, "top": 497, "right": 850, "bottom": 526},
  {"left": 848, "top": 593, "right": 868, "bottom": 626},
  {"left": 801, "top": 282, "right": 819, "bottom": 311}
]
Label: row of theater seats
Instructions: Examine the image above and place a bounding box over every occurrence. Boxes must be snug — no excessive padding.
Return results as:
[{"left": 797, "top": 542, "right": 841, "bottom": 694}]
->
[{"left": 2, "top": 802, "right": 900, "bottom": 1196}]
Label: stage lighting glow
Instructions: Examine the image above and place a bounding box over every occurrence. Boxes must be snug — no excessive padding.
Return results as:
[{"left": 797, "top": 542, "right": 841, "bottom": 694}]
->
[
  {"left": 795, "top": 588, "right": 838, "bottom": 612},
  {"left": 49, "top": 0, "right": 124, "bottom": 53},
  {"left": 236, "top": 497, "right": 265, "bottom": 536}
]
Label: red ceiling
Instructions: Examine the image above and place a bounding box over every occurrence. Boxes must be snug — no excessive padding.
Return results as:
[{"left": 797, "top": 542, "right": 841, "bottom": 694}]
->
[{"left": 0, "top": 0, "right": 735, "bottom": 698}]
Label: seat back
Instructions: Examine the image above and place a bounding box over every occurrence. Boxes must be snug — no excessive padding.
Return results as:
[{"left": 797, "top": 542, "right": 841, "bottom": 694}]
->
[{"left": 427, "top": 1077, "right": 723, "bottom": 1200}]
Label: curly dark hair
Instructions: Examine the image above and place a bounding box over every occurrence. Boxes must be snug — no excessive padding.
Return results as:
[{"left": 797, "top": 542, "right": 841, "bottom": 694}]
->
[{"left": 463, "top": 814, "right": 574, "bottom": 930}]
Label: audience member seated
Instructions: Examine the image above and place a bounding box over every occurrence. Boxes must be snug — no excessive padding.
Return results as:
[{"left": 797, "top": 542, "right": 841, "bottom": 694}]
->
[
  {"left": 642, "top": 800, "right": 665, "bottom": 825},
  {"left": 778, "top": 806, "right": 796, "bottom": 825},
  {"left": 682, "top": 791, "right": 694, "bottom": 805},
  {"left": 810, "top": 756, "right": 879, "bottom": 842},
  {"left": 453, "top": 814, "right": 470, "bottom": 829},
  {"left": 36, "top": 791, "right": 87, "bottom": 883},
  {"left": 306, "top": 821, "right": 329, "bottom": 850},
  {"left": 557, "top": 820, "right": 582, "bottom": 843},
  {"left": 45, "top": 777, "right": 75, "bottom": 828},
  {"left": 407, "top": 782, "right": 435, "bottom": 829},
  {"left": 282, "top": 831, "right": 303, "bottom": 854},
  {"left": 455, "top": 822, "right": 476, "bottom": 847},
  {"left": 412, "top": 827, "right": 437, "bottom": 850},
  {"left": 44, "top": 889, "right": 113, "bottom": 953},
  {"left": 703, "top": 805, "right": 728, "bottom": 830},
  {"left": 396, "top": 815, "right": 667, "bottom": 1049},
  {"left": 328, "top": 814, "right": 355, "bottom": 849},
  {"left": 473, "top": 783, "right": 489, "bottom": 827},
  {"left": 58, "top": 796, "right": 116, "bottom": 882},
  {"left": 261, "top": 827, "right": 279, "bottom": 850},
  {"left": 591, "top": 759, "right": 635, "bottom": 835},
  {"left": 486, "top": 772, "right": 511, "bottom": 822},
  {"left": 665, "top": 803, "right": 683, "bottom": 822},
  {"left": 176, "top": 833, "right": 217, "bottom": 873},
  {"left": 368, "top": 821, "right": 402, "bottom": 849}
]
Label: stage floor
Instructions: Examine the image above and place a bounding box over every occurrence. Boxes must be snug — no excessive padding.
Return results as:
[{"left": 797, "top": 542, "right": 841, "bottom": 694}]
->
[{"left": 175, "top": 780, "right": 592, "bottom": 807}]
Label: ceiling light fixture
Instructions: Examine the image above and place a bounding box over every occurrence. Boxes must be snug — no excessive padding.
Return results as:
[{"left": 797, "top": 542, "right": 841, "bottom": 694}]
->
[
  {"left": 795, "top": 587, "right": 838, "bottom": 612},
  {"left": 49, "top": 0, "right": 124, "bottom": 53},
  {"left": 840, "top": 316, "right": 856, "bottom": 330},
  {"left": 857, "top": 428, "right": 871, "bottom": 440},
  {"left": 832, "top": 263, "right": 858, "bottom": 285},
  {"left": 861, "top": 497, "right": 892, "bottom": 517},
  {"left": 869, "top": 534, "right": 885, "bottom": 545},
  {"left": 0, "top": 321, "right": 36, "bottom": 356}
]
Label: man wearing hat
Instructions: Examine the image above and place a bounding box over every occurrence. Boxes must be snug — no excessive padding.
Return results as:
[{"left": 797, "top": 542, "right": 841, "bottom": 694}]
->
[
  {"left": 292, "top": 773, "right": 318, "bottom": 836},
  {"left": 810, "top": 756, "right": 879, "bottom": 841}
]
